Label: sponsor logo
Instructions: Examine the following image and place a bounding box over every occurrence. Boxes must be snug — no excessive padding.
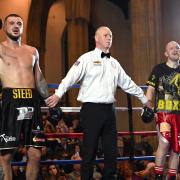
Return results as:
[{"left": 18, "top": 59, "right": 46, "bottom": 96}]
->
[
  {"left": 33, "top": 136, "right": 45, "bottom": 142},
  {"left": 16, "top": 107, "right": 34, "bottom": 120},
  {"left": 0, "top": 134, "right": 16, "bottom": 143},
  {"left": 93, "top": 60, "right": 102, "bottom": 66}
]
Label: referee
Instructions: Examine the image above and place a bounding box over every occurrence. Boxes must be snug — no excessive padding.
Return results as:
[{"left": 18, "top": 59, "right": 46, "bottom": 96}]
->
[{"left": 47, "top": 26, "right": 150, "bottom": 180}]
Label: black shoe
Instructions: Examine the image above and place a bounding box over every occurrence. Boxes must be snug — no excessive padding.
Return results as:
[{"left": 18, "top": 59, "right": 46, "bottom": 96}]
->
[{"left": 155, "top": 174, "right": 163, "bottom": 180}]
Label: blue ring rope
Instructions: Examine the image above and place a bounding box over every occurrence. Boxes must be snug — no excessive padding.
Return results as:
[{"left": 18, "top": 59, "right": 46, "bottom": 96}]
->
[
  {"left": 48, "top": 84, "right": 147, "bottom": 89},
  {"left": 48, "top": 84, "right": 80, "bottom": 89},
  {"left": 11, "top": 156, "right": 155, "bottom": 166}
]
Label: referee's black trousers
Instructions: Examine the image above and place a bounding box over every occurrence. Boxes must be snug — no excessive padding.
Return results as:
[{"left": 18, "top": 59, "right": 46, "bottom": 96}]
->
[{"left": 80, "top": 103, "right": 117, "bottom": 180}]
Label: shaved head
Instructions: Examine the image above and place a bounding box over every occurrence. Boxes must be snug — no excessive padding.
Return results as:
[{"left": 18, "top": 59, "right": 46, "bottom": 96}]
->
[
  {"left": 94, "top": 26, "right": 112, "bottom": 52},
  {"left": 95, "top": 26, "right": 111, "bottom": 37},
  {"left": 165, "top": 41, "right": 180, "bottom": 51},
  {"left": 164, "top": 41, "right": 180, "bottom": 64}
]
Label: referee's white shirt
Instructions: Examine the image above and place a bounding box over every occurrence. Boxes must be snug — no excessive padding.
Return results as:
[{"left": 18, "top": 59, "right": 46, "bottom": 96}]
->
[{"left": 55, "top": 48, "right": 147, "bottom": 104}]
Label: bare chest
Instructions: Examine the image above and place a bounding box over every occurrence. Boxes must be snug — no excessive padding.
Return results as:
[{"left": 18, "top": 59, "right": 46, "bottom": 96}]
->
[{"left": 0, "top": 47, "right": 35, "bottom": 69}]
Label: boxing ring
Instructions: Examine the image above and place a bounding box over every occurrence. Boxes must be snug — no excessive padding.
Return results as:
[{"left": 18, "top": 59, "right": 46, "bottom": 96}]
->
[{"left": 10, "top": 84, "right": 157, "bottom": 167}]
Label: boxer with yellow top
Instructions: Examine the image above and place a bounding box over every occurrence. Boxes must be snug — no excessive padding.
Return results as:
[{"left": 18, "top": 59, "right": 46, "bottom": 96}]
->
[{"left": 146, "top": 41, "right": 180, "bottom": 180}]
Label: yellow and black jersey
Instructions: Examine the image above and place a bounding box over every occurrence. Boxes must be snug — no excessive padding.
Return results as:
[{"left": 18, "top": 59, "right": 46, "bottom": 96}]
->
[{"left": 147, "top": 62, "right": 180, "bottom": 113}]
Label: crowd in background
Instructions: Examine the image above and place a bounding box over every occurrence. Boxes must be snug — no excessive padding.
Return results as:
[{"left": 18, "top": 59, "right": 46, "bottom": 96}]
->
[{"left": 0, "top": 111, "right": 180, "bottom": 180}]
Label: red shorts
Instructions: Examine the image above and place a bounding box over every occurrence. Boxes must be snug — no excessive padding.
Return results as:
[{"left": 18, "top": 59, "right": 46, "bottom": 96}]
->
[{"left": 156, "top": 112, "right": 180, "bottom": 152}]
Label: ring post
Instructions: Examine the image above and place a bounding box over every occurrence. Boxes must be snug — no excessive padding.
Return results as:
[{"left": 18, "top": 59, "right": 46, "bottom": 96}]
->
[{"left": 126, "top": 93, "right": 135, "bottom": 161}]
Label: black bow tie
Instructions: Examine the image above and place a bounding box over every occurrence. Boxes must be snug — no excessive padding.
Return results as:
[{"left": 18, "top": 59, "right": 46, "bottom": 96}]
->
[{"left": 101, "top": 52, "right": 111, "bottom": 58}]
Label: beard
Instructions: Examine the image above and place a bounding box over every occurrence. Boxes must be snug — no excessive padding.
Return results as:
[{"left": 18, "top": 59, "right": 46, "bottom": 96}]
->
[{"left": 6, "top": 31, "right": 20, "bottom": 41}]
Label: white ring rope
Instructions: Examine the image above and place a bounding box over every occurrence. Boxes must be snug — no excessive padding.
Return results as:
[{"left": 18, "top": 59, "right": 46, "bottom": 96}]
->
[{"left": 41, "top": 106, "right": 142, "bottom": 113}]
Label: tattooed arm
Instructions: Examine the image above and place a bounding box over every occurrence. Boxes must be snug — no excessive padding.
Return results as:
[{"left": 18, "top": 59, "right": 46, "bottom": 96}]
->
[{"left": 34, "top": 49, "right": 49, "bottom": 99}]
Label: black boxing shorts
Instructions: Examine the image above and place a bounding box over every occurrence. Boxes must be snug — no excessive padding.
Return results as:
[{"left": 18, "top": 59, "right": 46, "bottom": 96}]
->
[{"left": 0, "top": 88, "right": 46, "bottom": 150}]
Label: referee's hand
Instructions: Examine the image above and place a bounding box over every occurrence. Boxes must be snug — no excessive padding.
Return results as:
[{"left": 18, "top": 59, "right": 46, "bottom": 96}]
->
[
  {"left": 143, "top": 99, "right": 152, "bottom": 109},
  {"left": 46, "top": 94, "right": 60, "bottom": 108}
]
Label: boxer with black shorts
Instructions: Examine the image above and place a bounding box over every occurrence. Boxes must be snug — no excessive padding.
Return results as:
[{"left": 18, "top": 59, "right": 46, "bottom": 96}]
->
[
  {"left": 0, "top": 14, "right": 49, "bottom": 180},
  {"left": 146, "top": 41, "right": 180, "bottom": 180},
  {"left": 0, "top": 88, "right": 45, "bottom": 150}
]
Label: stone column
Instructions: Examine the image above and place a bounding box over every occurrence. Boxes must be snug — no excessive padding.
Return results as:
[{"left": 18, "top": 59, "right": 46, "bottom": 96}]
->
[
  {"left": 130, "top": 0, "right": 162, "bottom": 144},
  {"left": 130, "top": 0, "right": 162, "bottom": 83},
  {"left": 64, "top": 0, "right": 90, "bottom": 106}
]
